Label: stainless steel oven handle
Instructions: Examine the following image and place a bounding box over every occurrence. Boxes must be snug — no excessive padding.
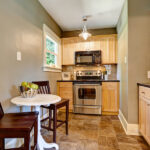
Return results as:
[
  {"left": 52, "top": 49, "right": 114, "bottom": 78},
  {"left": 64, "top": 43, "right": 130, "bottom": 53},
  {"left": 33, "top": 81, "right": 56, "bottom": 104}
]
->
[
  {"left": 74, "top": 105, "right": 101, "bottom": 109},
  {"left": 74, "top": 84, "right": 101, "bottom": 86}
]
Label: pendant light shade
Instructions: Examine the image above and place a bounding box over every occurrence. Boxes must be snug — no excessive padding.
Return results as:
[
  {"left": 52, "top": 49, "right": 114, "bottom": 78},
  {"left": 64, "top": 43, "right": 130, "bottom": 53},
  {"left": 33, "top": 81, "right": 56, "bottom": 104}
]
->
[{"left": 79, "top": 17, "right": 91, "bottom": 40}]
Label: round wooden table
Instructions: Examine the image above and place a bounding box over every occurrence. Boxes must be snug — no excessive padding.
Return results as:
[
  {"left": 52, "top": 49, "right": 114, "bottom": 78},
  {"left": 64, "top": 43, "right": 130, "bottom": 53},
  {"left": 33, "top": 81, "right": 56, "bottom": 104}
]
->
[{"left": 11, "top": 94, "right": 61, "bottom": 150}]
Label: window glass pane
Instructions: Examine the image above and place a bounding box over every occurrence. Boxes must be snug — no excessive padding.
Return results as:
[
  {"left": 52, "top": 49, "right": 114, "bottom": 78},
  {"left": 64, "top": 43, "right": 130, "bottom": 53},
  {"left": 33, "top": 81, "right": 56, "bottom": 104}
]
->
[
  {"left": 46, "top": 52, "right": 56, "bottom": 65},
  {"left": 46, "top": 37, "right": 55, "bottom": 53}
]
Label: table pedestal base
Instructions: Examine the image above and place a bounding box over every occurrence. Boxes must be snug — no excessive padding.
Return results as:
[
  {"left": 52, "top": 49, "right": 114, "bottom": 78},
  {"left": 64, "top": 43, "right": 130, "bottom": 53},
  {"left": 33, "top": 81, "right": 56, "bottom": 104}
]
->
[{"left": 35, "top": 106, "right": 59, "bottom": 150}]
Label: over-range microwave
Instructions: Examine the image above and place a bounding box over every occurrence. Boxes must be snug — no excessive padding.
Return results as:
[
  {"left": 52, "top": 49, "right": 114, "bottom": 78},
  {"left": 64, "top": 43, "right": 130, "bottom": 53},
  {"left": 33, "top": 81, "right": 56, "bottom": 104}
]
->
[{"left": 75, "top": 50, "right": 101, "bottom": 66}]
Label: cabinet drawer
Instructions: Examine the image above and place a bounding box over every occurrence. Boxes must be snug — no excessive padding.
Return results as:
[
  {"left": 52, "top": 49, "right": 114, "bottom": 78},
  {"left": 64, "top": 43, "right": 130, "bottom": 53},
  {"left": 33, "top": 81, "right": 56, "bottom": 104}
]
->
[
  {"left": 59, "top": 82, "right": 72, "bottom": 88},
  {"left": 102, "top": 82, "right": 118, "bottom": 89},
  {"left": 139, "top": 86, "right": 150, "bottom": 100}
]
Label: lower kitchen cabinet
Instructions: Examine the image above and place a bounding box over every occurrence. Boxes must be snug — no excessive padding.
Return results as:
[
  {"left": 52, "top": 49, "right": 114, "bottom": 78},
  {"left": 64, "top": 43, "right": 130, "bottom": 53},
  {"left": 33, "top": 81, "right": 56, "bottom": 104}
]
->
[
  {"left": 139, "top": 85, "right": 150, "bottom": 145},
  {"left": 102, "top": 82, "right": 119, "bottom": 115},
  {"left": 57, "top": 82, "right": 73, "bottom": 112},
  {"left": 57, "top": 81, "right": 120, "bottom": 114},
  {"left": 146, "top": 101, "right": 150, "bottom": 144}
]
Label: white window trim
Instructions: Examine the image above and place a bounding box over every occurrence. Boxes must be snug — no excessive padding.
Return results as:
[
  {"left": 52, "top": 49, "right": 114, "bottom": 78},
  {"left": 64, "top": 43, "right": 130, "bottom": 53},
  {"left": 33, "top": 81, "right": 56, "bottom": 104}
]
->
[{"left": 43, "top": 24, "right": 62, "bottom": 72}]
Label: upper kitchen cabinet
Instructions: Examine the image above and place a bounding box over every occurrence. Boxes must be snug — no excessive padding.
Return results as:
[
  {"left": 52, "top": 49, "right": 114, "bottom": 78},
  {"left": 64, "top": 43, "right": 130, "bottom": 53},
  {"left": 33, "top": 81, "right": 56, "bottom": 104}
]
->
[
  {"left": 61, "top": 34, "right": 118, "bottom": 65},
  {"left": 100, "top": 35, "right": 118, "bottom": 64},
  {"left": 62, "top": 37, "right": 77, "bottom": 65}
]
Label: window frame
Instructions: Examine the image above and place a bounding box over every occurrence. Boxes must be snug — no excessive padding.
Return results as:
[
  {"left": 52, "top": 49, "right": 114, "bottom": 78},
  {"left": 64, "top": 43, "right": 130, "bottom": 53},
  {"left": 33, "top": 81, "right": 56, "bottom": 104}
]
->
[{"left": 43, "top": 24, "right": 62, "bottom": 72}]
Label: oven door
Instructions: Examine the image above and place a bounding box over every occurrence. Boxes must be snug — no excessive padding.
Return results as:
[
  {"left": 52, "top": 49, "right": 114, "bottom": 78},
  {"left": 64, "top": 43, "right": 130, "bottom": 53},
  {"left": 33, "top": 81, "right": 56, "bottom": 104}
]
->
[{"left": 74, "top": 84, "right": 101, "bottom": 106}]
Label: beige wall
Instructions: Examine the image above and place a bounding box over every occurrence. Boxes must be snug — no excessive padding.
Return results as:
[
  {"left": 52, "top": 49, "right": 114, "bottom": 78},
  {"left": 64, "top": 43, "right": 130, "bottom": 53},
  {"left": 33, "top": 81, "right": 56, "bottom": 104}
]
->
[
  {"left": 62, "top": 28, "right": 117, "bottom": 38},
  {"left": 128, "top": 0, "right": 150, "bottom": 123},
  {"left": 0, "top": 0, "right": 62, "bottom": 112},
  {"left": 117, "top": 0, "right": 150, "bottom": 124},
  {"left": 117, "top": 0, "right": 129, "bottom": 122}
]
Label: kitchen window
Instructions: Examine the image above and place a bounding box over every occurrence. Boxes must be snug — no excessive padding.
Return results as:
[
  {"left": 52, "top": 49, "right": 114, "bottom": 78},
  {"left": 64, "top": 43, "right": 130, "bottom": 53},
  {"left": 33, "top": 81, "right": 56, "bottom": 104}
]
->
[{"left": 43, "top": 24, "right": 61, "bottom": 72}]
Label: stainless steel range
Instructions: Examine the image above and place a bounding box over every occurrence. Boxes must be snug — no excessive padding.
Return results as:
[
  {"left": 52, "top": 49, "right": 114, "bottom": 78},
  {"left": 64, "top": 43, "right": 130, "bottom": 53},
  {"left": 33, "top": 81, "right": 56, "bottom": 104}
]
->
[{"left": 73, "top": 70, "right": 102, "bottom": 115}]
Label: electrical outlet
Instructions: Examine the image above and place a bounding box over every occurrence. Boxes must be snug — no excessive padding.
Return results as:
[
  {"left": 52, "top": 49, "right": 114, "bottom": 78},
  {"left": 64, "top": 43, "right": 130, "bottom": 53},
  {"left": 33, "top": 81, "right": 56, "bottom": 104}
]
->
[{"left": 17, "top": 51, "right": 21, "bottom": 61}]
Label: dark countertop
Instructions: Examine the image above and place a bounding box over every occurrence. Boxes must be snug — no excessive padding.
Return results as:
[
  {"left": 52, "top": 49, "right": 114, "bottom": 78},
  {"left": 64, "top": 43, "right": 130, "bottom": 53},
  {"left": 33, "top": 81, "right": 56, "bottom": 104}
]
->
[
  {"left": 57, "top": 79, "right": 120, "bottom": 82},
  {"left": 137, "top": 83, "right": 150, "bottom": 88}
]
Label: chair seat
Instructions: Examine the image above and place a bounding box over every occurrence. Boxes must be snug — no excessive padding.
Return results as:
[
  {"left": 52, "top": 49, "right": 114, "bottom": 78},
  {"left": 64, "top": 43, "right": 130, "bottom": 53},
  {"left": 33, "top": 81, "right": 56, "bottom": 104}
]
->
[
  {"left": 0, "top": 112, "right": 38, "bottom": 132},
  {"left": 41, "top": 99, "right": 69, "bottom": 109}
]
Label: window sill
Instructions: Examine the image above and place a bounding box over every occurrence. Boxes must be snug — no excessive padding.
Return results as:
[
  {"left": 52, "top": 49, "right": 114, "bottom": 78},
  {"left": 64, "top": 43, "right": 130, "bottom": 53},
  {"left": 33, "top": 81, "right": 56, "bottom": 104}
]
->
[{"left": 43, "top": 66, "right": 62, "bottom": 73}]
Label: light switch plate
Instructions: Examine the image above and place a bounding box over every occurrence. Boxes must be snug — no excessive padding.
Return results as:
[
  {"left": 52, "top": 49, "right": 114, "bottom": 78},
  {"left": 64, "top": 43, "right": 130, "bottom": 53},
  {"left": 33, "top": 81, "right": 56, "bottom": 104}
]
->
[
  {"left": 148, "top": 71, "right": 150, "bottom": 79},
  {"left": 17, "top": 51, "right": 21, "bottom": 61}
]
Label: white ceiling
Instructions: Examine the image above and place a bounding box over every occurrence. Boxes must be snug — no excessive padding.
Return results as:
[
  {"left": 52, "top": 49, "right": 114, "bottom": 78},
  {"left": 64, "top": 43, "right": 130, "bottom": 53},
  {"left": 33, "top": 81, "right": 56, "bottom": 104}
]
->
[{"left": 39, "top": 0, "right": 125, "bottom": 31}]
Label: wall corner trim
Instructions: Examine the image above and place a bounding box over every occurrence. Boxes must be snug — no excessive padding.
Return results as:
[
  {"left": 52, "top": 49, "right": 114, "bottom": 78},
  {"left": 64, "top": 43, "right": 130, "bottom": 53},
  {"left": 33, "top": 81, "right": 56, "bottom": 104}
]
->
[{"left": 118, "top": 110, "right": 140, "bottom": 136}]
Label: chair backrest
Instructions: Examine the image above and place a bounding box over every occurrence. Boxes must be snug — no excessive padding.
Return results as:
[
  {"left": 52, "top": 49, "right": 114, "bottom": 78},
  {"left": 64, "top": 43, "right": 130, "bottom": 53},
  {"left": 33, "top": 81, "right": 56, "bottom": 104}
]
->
[
  {"left": 0, "top": 103, "right": 4, "bottom": 118},
  {"left": 32, "top": 81, "right": 51, "bottom": 94}
]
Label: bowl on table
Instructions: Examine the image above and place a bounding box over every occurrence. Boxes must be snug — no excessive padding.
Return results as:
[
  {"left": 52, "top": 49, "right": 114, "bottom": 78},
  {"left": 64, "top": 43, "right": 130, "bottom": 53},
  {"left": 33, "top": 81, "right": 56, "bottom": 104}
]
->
[{"left": 19, "top": 86, "right": 37, "bottom": 98}]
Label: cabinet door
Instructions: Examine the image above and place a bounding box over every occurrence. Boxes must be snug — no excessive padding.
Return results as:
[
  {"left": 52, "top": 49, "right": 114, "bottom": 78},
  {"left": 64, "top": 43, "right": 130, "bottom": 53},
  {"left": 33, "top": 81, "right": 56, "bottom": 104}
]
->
[
  {"left": 139, "top": 99, "right": 146, "bottom": 136},
  {"left": 62, "top": 38, "right": 77, "bottom": 65},
  {"left": 100, "top": 36, "right": 117, "bottom": 64},
  {"left": 57, "top": 82, "right": 73, "bottom": 112},
  {"left": 91, "top": 36, "right": 101, "bottom": 50},
  {"left": 146, "top": 101, "right": 150, "bottom": 144},
  {"left": 100, "top": 38, "right": 109, "bottom": 64},
  {"left": 102, "top": 82, "right": 119, "bottom": 113},
  {"left": 76, "top": 38, "right": 90, "bottom": 51},
  {"left": 108, "top": 37, "right": 117, "bottom": 63}
]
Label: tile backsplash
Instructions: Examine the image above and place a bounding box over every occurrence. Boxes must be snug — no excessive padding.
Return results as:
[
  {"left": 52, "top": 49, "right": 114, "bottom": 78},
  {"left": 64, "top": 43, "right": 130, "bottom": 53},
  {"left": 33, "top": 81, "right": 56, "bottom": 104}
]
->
[{"left": 62, "top": 65, "right": 117, "bottom": 80}]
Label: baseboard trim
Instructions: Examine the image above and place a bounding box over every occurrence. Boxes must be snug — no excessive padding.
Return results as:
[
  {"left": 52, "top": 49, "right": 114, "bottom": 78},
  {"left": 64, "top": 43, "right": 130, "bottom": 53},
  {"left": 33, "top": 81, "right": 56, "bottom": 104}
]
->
[
  {"left": 5, "top": 112, "right": 49, "bottom": 148},
  {"left": 118, "top": 110, "right": 140, "bottom": 136}
]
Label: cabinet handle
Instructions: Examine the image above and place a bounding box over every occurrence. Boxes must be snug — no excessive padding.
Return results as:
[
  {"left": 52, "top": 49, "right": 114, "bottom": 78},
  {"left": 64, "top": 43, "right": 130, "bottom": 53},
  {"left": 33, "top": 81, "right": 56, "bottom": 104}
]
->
[
  {"left": 141, "top": 92, "right": 145, "bottom": 94},
  {"left": 147, "top": 104, "right": 150, "bottom": 106}
]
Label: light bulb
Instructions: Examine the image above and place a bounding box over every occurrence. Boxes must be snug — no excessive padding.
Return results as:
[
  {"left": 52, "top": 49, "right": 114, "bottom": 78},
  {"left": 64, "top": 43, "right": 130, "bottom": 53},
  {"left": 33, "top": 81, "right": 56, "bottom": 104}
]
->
[
  {"left": 79, "top": 31, "right": 91, "bottom": 40},
  {"left": 82, "top": 32, "right": 88, "bottom": 40}
]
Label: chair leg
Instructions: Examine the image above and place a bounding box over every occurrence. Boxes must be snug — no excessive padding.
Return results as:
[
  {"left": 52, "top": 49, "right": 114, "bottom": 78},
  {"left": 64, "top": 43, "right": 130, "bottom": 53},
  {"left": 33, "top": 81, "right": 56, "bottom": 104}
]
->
[
  {"left": 49, "top": 109, "right": 52, "bottom": 130},
  {"left": 53, "top": 107, "right": 57, "bottom": 143},
  {"left": 66, "top": 102, "right": 69, "bottom": 135},
  {"left": 34, "top": 119, "right": 38, "bottom": 150},
  {"left": 24, "top": 132, "right": 30, "bottom": 150},
  {"left": 0, "top": 138, "right": 4, "bottom": 150}
]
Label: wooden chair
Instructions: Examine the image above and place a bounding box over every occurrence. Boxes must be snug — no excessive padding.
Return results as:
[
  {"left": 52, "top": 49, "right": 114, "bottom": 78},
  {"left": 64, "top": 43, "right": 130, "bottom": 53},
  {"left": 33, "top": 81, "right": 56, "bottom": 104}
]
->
[
  {"left": 32, "top": 81, "right": 69, "bottom": 142},
  {"left": 0, "top": 103, "right": 38, "bottom": 150}
]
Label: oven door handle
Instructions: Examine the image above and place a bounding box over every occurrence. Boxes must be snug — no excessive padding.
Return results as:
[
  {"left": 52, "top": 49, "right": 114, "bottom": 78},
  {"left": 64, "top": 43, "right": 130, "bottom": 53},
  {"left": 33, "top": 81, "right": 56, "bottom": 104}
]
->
[
  {"left": 74, "top": 84, "right": 101, "bottom": 86},
  {"left": 74, "top": 105, "right": 101, "bottom": 109}
]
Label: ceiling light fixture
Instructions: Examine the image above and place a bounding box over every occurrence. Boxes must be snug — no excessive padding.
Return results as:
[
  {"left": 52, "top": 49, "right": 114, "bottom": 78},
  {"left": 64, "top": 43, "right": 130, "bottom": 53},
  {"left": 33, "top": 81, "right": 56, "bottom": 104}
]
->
[{"left": 79, "top": 17, "right": 91, "bottom": 40}]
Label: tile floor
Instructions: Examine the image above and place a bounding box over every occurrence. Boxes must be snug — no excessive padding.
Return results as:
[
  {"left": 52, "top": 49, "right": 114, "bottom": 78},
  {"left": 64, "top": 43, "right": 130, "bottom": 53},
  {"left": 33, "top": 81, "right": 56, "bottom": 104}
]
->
[{"left": 42, "top": 112, "right": 150, "bottom": 150}]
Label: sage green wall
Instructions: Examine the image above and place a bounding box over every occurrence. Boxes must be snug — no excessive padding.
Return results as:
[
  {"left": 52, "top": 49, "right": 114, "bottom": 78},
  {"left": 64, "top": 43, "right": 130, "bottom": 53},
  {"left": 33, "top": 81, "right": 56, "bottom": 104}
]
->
[
  {"left": 0, "top": 0, "right": 62, "bottom": 112},
  {"left": 128, "top": 0, "right": 150, "bottom": 123},
  {"left": 117, "top": 0, "right": 128, "bottom": 123}
]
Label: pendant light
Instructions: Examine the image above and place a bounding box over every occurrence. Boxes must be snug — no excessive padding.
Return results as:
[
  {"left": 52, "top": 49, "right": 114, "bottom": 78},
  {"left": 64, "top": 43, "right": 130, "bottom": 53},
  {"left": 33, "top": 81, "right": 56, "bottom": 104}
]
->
[{"left": 79, "top": 17, "right": 91, "bottom": 40}]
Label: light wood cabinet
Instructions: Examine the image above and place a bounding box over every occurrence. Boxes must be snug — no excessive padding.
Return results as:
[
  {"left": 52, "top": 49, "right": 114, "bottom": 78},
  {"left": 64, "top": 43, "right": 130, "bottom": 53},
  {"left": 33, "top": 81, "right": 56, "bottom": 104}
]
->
[
  {"left": 139, "top": 99, "right": 146, "bottom": 135},
  {"left": 102, "top": 82, "right": 119, "bottom": 115},
  {"left": 61, "top": 34, "right": 118, "bottom": 65},
  {"left": 139, "top": 86, "right": 150, "bottom": 145},
  {"left": 62, "top": 38, "right": 77, "bottom": 65},
  {"left": 57, "top": 82, "right": 73, "bottom": 112},
  {"left": 100, "top": 36, "right": 117, "bottom": 64},
  {"left": 146, "top": 101, "right": 150, "bottom": 144}
]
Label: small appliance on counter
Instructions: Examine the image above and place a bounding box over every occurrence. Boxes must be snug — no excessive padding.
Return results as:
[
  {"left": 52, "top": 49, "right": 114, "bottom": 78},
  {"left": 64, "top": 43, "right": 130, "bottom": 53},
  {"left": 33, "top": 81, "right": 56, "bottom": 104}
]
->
[
  {"left": 62, "top": 72, "right": 71, "bottom": 80},
  {"left": 73, "top": 70, "right": 102, "bottom": 115}
]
